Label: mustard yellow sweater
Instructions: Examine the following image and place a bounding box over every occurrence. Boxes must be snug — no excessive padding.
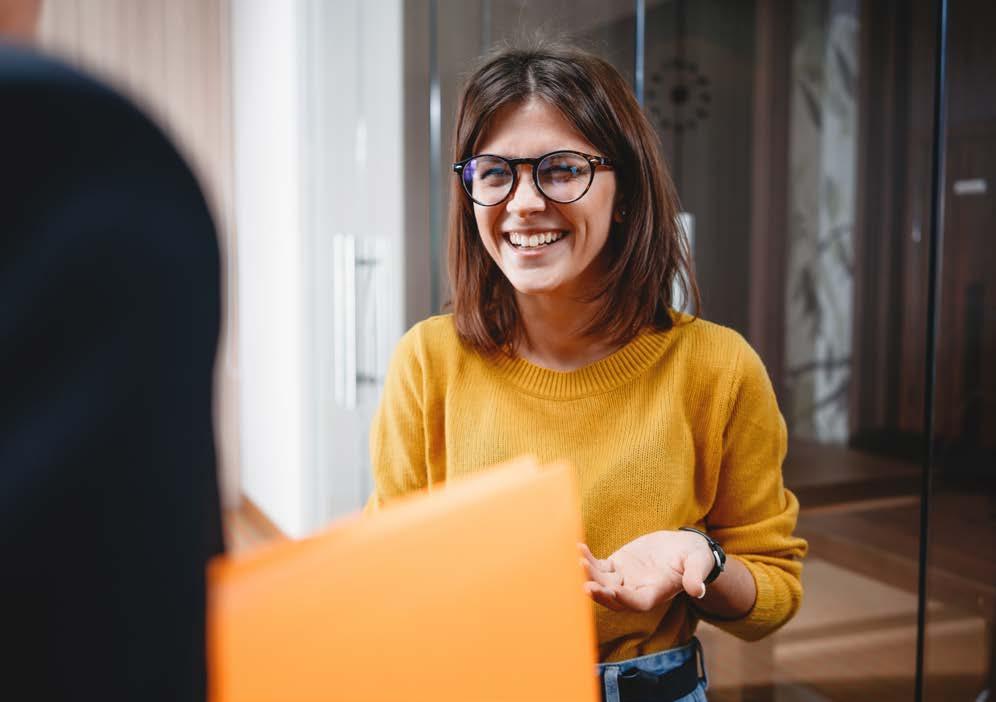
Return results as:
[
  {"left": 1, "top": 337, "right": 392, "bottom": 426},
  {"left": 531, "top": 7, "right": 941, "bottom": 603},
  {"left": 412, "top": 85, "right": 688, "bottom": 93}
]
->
[{"left": 369, "top": 313, "right": 807, "bottom": 662}]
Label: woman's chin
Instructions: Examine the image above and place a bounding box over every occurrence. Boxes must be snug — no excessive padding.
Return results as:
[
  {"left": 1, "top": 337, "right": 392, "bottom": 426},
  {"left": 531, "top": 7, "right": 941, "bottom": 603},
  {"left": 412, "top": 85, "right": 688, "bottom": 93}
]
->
[{"left": 507, "top": 277, "right": 566, "bottom": 298}]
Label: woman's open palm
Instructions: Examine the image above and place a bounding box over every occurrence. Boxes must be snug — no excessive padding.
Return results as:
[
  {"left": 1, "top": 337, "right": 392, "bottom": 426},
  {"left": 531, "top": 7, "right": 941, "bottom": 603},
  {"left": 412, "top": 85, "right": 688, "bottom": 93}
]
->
[{"left": 579, "top": 531, "right": 715, "bottom": 612}]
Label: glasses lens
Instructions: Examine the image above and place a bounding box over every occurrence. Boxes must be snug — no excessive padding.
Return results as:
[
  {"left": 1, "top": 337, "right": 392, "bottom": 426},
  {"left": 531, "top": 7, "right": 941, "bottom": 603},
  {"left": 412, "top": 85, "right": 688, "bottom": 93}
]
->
[
  {"left": 462, "top": 156, "right": 513, "bottom": 206},
  {"left": 537, "top": 152, "right": 592, "bottom": 203}
]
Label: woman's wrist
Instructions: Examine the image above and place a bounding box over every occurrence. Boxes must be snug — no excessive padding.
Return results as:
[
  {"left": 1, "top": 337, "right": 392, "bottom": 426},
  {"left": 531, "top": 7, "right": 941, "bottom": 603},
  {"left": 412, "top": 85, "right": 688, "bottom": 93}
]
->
[{"left": 692, "top": 554, "right": 757, "bottom": 620}]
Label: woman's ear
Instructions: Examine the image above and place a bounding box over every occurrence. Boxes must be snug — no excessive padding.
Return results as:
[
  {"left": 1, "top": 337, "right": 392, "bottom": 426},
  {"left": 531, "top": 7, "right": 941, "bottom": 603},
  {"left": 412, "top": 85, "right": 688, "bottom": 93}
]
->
[{"left": 612, "top": 193, "right": 627, "bottom": 223}]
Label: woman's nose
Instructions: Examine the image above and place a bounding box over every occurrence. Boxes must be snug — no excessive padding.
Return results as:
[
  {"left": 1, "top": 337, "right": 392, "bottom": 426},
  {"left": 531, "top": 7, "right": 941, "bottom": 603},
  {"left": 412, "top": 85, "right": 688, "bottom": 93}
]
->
[{"left": 505, "top": 168, "right": 546, "bottom": 217}]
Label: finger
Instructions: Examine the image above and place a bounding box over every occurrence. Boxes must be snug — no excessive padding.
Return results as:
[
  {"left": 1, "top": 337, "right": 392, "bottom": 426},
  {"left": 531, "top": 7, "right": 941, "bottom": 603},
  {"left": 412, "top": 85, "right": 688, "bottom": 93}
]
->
[
  {"left": 580, "top": 558, "right": 623, "bottom": 589},
  {"left": 598, "top": 594, "right": 626, "bottom": 612},
  {"left": 584, "top": 582, "right": 625, "bottom": 612},
  {"left": 578, "top": 543, "right": 615, "bottom": 572},
  {"left": 681, "top": 543, "right": 716, "bottom": 599},
  {"left": 583, "top": 581, "right": 618, "bottom": 608}
]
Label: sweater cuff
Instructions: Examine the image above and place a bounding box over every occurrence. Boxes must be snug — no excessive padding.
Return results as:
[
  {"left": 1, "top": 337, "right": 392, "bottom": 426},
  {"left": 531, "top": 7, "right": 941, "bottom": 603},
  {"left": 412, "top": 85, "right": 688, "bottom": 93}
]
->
[{"left": 702, "top": 556, "right": 789, "bottom": 642}]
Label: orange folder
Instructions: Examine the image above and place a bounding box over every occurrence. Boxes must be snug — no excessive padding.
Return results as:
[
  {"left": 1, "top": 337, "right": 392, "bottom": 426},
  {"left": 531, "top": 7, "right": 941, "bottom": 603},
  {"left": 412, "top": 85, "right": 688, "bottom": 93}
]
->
[{"left": 208, "top": 457, "right": 599, "bottom": 702}]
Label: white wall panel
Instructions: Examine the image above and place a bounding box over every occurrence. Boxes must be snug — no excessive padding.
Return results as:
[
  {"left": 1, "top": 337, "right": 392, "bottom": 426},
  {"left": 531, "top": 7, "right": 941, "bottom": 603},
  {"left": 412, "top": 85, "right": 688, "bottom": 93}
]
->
[{"left": 233, "top": 0, "right": 405, "bottom": 536}]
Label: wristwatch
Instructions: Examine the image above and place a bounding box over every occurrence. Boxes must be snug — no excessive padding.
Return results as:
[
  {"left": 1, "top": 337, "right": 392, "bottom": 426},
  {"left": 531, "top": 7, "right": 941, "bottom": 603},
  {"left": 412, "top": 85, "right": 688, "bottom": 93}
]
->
[{"left": 678, "top": 526, "right": 726, "bottom": 585}]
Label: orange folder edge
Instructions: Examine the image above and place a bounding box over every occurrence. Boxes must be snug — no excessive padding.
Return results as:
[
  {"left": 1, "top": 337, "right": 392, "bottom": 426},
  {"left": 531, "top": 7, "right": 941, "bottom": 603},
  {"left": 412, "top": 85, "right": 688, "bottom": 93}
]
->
[{"left": 208, "top": 457, "right": 600, "bottom": 702}]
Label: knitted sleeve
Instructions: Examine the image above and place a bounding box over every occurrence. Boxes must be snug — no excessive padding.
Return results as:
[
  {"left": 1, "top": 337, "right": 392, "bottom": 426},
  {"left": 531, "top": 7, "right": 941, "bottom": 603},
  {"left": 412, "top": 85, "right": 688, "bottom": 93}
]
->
[
  {"left": 702, "top": 342, "right": 808, "bottom": 641},
  {"left": 367, "top": 325, "right": 430, "bottom": 510}
]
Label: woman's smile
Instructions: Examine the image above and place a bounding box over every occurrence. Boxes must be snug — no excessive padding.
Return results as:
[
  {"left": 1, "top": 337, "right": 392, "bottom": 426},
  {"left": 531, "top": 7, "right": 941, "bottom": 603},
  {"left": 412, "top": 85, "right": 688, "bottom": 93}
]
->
[
  {"left": 505, "top": 230, "right": 569, "bottom": 249},
  {"left": 503, "top": 230, "right": 572, "bottom": 261}
]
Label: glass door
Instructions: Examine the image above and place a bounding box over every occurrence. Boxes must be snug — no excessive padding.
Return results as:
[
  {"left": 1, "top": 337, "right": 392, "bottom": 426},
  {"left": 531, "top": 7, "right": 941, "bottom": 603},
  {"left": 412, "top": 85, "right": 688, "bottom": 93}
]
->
[
  {"left": 923, "top": 1, "right": 995, "bottom": 699},
  {"left": 642, "top": 2, "right": 935, "bottom": 699}
]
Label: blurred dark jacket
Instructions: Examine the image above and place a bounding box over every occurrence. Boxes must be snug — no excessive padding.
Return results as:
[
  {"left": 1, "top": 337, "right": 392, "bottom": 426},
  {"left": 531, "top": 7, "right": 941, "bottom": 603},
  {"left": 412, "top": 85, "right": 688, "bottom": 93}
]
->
[{"left": 0, "top": 43, "right": 224, "bottom": 701}]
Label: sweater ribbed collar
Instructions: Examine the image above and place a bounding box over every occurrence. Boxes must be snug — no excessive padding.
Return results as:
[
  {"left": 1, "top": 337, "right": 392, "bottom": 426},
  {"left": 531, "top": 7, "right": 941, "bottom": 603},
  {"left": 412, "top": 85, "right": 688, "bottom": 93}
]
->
[{"left": 489, "top": 326, "right": 676, "bottom": 400}]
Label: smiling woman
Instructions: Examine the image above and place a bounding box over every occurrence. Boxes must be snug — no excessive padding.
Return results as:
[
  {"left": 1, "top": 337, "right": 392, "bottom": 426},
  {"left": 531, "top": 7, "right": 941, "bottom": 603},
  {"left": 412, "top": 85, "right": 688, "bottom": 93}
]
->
[
  {"left": 369, "top": 41, "right": 806, "bottom": 702},
  {"left": 446, "top": 44, "right": 697, "bottom": 367}
]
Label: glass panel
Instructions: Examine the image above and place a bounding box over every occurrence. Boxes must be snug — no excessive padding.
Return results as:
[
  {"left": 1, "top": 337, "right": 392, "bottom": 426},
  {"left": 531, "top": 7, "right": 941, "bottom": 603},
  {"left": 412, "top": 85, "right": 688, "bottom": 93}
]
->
[
  {"left": 644, "top": 0, "right": 756, "bottom": 333},
  {"left": 430, "top": 2, "right": 952, "bottom": 698},
  {"left": 486, "top": 0, "right": 637, "bottom": 82},
  {"left": 639, "top": 1, "right": 938, "bottom": 699},
  {"left": 923, "top": 0, "right": 996, "bottom": 699}
]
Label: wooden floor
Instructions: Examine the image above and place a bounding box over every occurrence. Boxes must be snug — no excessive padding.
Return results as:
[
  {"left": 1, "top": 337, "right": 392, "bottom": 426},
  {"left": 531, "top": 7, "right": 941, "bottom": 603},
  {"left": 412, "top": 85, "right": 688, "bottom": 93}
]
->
[
  {"left": 223, "top": 498, "right": 284, "bottom": 555},
  {"left": 698, "top": 556, "right": 989, "bottom": 701},
  {"left": 699, "top": 489, "right": 993, "bottom": 702}
]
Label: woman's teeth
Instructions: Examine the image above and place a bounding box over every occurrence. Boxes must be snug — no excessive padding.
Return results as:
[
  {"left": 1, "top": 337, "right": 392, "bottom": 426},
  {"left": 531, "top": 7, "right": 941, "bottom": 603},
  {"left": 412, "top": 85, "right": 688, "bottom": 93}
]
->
[{"left": 508, "top": 231, "right": 566, "bottom": 248}]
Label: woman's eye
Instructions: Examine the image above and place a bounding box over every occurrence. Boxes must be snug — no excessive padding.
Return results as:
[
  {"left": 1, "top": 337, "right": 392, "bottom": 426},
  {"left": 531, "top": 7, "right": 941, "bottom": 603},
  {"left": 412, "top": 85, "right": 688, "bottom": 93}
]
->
[
  {"left": 542, "top": 164, "right": 582, "bottom": 180},
  {"left": 481, "top": 167, "right": 510, "bottom": 179}
]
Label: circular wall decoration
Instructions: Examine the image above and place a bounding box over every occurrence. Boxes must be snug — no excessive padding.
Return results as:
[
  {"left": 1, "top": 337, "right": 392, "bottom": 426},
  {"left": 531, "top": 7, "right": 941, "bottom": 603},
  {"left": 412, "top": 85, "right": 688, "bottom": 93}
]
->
[{"left": 646, "top": 58, "right": 711, "bottom": 132}]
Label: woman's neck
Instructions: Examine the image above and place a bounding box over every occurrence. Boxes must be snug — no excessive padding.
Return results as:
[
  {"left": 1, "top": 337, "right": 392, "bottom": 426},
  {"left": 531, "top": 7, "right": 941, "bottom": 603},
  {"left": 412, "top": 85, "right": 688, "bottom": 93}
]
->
[{"left": 514, "top": 292, "right": 625, "bottom": 372}]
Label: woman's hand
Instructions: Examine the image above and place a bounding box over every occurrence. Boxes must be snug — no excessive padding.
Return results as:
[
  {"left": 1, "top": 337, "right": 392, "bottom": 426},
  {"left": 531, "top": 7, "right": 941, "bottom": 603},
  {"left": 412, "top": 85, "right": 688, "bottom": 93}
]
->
[{"left": 579, "top": 531, "right": 717, "bottom": 612}]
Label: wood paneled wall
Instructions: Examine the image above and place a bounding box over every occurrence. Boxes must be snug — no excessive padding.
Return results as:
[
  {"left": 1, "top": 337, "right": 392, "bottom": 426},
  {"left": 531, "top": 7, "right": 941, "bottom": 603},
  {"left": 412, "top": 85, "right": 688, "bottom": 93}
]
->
[
  {"left": 849, "top": 0, "right": 933, "bottom": 457},
  {"left": 37, "top": 0, "right": 241, "bottom": 507}
]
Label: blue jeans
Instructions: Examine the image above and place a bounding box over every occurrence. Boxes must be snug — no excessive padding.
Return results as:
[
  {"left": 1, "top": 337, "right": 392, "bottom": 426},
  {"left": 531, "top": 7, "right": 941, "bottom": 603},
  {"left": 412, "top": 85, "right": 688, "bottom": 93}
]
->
[{"left": 597, "top": 638, "right": 708, "bottom": 702}]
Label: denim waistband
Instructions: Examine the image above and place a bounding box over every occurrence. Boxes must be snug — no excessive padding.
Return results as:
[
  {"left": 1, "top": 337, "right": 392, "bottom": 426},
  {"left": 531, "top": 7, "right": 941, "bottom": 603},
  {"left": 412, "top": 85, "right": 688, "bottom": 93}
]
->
[{"left": 597, "top": 638, "right": 707, "bottom": 702}]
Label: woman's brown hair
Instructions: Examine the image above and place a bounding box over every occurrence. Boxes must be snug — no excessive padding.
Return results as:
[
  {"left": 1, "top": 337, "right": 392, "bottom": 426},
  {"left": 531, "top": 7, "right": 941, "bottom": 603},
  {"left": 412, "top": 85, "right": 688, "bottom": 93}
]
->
[{"left": 447, "top": 40, "right": 700, "bottom": 355}]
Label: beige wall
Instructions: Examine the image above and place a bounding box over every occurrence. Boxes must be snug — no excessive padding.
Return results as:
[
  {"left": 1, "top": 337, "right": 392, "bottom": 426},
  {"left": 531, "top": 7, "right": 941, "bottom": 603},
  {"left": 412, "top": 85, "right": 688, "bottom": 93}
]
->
[{"left": 37, "top": 0, "right": 241, "bottom": 508}]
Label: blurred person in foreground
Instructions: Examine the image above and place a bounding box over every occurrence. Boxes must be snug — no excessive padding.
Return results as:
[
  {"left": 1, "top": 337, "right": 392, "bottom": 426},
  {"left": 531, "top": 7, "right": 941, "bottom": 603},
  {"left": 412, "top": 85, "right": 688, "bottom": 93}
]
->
[
  {"left": 369, "top": 42, "right": 807, "bottom": 702},
  {"left": 0, "top": 4, "right": 224, "bottom": 700}
]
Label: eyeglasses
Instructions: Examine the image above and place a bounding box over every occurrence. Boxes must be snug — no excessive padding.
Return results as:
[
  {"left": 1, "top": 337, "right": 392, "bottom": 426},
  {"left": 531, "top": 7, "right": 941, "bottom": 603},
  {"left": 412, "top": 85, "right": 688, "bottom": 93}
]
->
[{"left": 452, "top": 150, "right": 615, "bottom": 207}]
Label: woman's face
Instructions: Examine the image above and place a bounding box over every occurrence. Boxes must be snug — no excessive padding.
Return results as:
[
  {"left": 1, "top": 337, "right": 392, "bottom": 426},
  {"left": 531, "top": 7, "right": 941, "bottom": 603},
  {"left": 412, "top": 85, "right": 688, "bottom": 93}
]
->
[{"left": 472, "top": 98, "right": 617, "bottom": 301}]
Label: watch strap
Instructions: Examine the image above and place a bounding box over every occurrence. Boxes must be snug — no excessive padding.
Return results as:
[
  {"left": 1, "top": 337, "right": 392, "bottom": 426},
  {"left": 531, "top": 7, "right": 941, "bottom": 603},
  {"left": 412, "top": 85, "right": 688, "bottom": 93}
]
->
[{"left": 678, "top": 526, "right": 726, "bottom": 585}]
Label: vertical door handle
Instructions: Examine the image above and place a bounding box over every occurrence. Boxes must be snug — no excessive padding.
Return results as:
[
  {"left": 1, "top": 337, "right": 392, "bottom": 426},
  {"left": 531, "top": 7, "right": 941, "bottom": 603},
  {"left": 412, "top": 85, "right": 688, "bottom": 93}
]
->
[{"left": 333, "top": 233, "right": 357, "bottom": 409}]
